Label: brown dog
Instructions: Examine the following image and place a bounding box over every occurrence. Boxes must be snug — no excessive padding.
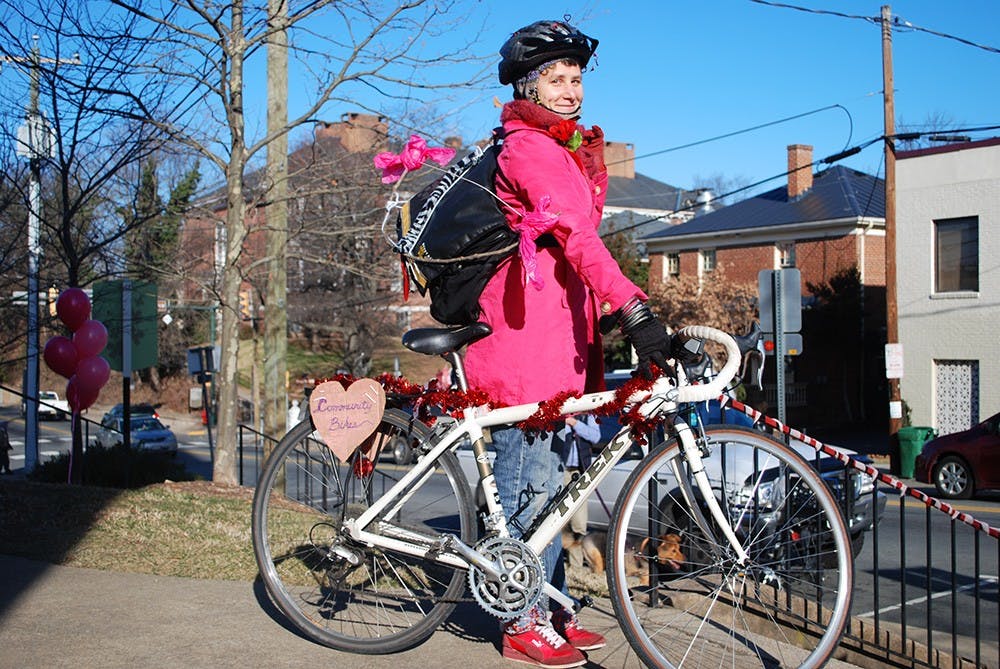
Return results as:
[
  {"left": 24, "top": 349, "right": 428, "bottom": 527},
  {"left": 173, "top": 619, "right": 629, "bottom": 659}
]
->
[{"left": 578, "top": 531, "right": 685, "bottom": 585}]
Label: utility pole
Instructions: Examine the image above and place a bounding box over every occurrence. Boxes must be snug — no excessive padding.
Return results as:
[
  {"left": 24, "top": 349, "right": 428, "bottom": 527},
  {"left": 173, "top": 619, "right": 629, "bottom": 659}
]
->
[
  {"left": 881, "top": 5, "right": 902, "bottom": 436},
  {"left": 264, "top": 0, "right": 289, "bottom": 452},
  {"left": 3, "top": 36, "right": 79, "bottom": 473}
]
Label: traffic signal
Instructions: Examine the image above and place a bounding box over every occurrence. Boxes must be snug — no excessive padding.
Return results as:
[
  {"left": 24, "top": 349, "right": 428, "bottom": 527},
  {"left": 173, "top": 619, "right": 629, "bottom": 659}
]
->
[
  {"left": 239, "top": 290, "right": 252, "bottom": 320},
  {"left": 762, "top": 333, "right": 803, "bottom": 356}
]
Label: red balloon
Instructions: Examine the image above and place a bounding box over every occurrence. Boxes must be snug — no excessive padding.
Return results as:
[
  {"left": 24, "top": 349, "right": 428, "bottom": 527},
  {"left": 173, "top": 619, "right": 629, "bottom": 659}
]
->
[
  {"left": 43, "top": 335, "right": 79, "bottom": 379},
  {"left": 76, "top": 355, "right": 111, "bottom": 391},
  {"left": 73, "top": 320, "right": 108, "bottom": 358},
  {"left": 66, "top": 375, "right": 100, "bottom": 413},
  {"left": 56, "top": 288, "right": 91, "bottom": 332}
]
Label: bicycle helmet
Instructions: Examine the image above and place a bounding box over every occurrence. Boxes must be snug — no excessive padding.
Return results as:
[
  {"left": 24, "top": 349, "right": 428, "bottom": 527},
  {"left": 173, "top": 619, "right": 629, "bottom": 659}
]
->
[{"left": 498, "top": 20, "right": 599, "bottom": 86}]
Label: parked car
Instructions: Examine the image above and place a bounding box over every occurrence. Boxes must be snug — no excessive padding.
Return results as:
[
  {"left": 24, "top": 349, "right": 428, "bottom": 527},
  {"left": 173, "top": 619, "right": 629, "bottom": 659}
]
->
[
  {"left": 914, "top": 411, "right": 1000, "bottom": 499},
  {"left": 102, "top": 403, "right": 160, "bottom": 423},
  {"left": 38, "top": 391, "right": 70, "bottom": 420},
  {"left": 95, "top": 414, "right": 178, "bottom": 455},
  {"left": 22, "top": 391, "right": 70, "bottom": 420},
  {"left": 455, "top": 372, "right": 886, "bottom": 555}
]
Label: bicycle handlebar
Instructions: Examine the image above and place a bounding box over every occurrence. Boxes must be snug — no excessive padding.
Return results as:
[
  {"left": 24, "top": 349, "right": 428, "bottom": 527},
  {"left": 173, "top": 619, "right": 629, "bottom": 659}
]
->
[{"left": 672, "top": 325, "right": 742, "bottom": 404}]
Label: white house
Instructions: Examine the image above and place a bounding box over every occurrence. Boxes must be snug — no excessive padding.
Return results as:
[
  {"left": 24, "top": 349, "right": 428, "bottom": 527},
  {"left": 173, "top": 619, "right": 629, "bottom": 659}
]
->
[{"left": 896, "top": 137, "right": 1000, "bottom": 434}]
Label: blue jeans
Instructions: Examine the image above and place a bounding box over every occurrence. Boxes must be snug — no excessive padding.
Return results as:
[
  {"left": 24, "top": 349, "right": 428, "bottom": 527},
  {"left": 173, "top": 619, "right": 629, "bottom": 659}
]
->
[{"left": 491, "top": 426, "right": 565, "bottom": 609}]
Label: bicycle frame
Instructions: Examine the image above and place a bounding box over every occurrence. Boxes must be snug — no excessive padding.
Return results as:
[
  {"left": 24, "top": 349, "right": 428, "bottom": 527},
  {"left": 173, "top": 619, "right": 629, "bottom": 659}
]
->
[{"left": 341, "top": 325, "right": 745, "bottom": 611}]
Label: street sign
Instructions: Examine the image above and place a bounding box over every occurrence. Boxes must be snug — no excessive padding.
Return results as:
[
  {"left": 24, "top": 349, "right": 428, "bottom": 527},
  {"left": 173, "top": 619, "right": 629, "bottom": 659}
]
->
[
  {"left": 92, "top": 280, "right": 158, "bottom": 372},
  {"left": 758, "top": 268, "right": 802, "bottom": 333},
  {"left": 885, "top": 343, "right": 904, "bottom": 379}
]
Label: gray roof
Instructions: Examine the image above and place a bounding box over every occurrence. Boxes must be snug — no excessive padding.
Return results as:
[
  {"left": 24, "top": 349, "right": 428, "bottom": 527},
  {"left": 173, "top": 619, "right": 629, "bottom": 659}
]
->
[
  {"left": 605, "top": 172, "right": 692, "bottom": 213},
  {"left": 641, "top": 165, "right": 884, "bottom": 241}
]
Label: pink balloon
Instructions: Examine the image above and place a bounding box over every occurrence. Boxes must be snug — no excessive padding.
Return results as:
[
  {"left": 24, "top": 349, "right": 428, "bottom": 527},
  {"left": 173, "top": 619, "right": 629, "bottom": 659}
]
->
[
  {"left": 73, "top": 320, "right": 108, "bottom": 358},
  {"left": 43, "top": 335, "right": 79, "bottom": 379},
  {"left": 56, "top": 288, "right": 91, "bottom": 332},
  {"left": 66, "top": 375, "right": 100, "bottom": 412},
  {"left": 75, "top": 355, "right": 110, "bottom": 391}
]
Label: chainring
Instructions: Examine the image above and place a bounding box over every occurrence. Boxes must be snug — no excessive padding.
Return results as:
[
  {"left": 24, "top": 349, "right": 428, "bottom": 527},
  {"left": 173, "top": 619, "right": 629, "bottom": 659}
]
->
[{"left": 467, "top": 536, "right": 545, "bottom": 620}]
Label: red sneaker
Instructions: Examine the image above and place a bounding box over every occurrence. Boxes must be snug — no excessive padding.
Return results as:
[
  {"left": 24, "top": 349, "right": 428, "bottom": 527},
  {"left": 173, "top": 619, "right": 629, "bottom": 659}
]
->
[
  {"left": 502, "top": 617, "right": 587, "bottom": 668},
  {"left": 551, "top": 608, "right": 607, "bottom": 651}
]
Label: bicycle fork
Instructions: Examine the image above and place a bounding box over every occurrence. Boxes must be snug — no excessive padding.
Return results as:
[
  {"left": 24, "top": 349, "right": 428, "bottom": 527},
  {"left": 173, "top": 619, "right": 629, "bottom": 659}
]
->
[{"left": 671, "top": 416, "right": 750, "bottom": 565}]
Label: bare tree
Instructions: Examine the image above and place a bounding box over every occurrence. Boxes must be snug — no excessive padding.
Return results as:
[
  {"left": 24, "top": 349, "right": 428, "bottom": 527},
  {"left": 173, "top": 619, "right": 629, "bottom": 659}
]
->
[
  {"left": 0, "top": 4, "right": 197, "bottom": 286},
  {"left": 896, "top": 111, "right": 963, "bottom": 150},
  {"left": 109, "top": 0, "right": 489, "bottom": 484},
  {"left": 690, "top": 173, "right": 754, "bottom": 207},
  {"left": 647, "top": 265, "right": 757, "bottom": 352}
]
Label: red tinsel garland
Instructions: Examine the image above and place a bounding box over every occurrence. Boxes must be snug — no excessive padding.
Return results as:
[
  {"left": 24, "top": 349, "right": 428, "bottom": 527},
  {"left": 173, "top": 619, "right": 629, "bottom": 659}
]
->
[{"left": 311, "top": 365, "right": 668, "bottom": 442}]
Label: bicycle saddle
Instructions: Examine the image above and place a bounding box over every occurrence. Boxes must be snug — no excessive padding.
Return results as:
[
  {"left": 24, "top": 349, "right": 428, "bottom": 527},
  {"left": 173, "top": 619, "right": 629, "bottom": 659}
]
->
[{"left": 402, "top": 322, "right": 492, "bottom": 356}]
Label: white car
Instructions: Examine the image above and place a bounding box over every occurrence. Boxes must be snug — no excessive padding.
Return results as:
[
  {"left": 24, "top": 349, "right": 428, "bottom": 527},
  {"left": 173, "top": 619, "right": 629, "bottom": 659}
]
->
[{"left": 23, "top": 391, "right": 70, "bottom": 420}]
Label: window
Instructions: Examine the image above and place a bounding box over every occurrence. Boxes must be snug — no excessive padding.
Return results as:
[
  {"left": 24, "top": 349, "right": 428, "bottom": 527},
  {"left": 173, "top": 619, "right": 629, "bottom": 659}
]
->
[
  {"left": 935, "top": 216, "right": 978, "bottom": 292},
  {"left": 700, "top": 249, "right": 716, "bottom": 273},
  {"left": 777, "top": 242, "right": 796, "bottom": 268},
  {"left": 666, "top": 253, "right": 680, "bottom": 278}
]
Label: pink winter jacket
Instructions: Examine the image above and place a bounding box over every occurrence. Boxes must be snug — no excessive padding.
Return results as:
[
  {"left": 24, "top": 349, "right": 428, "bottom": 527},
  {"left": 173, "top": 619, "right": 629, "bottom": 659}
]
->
[{"left": 464, "top": 101, "right": 647, "bottom": 406}]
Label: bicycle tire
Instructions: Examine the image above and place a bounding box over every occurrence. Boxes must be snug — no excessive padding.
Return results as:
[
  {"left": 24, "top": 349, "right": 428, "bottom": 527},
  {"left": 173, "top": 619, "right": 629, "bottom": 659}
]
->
[
  {"left": 251, "top": 408, "right": 476, "bottom": 654},
  {"left": 607, "top": 425, "right": 853, "bottom": 669}
]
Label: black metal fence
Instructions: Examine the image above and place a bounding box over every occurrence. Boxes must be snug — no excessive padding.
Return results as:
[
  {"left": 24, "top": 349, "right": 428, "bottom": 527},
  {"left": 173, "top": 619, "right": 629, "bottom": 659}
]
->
[
  {"left": 236, "top": 423, "right": 998, "bottom": 669},
  {"left": 837, "top": 478, "right": 999, "bottom": 669}
]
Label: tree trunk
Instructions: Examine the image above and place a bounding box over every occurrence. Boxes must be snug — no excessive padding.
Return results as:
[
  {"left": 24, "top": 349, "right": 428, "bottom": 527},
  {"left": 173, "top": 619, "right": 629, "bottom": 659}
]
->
[
  {"left": 263, "top": 0, "right": 289, "bottom": 448},
  {"left": 212, "top": 2, "right": 247, "bottom": 486}
]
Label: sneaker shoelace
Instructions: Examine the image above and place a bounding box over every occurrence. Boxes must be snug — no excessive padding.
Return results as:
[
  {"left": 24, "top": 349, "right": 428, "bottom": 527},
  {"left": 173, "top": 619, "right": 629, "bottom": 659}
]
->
[{"left": 535, "top": 623, "right": 568, "bottom": 648}]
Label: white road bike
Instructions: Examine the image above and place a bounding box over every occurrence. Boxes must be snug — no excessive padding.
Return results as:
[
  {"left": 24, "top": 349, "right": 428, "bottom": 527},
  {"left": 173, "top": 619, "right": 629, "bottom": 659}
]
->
[{"left": 252, "top": 324, "right": 853, "bottom": 668}]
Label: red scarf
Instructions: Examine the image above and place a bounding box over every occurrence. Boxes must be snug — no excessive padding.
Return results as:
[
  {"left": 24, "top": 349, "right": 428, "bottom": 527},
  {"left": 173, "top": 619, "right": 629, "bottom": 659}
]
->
[{"left": 500, "top": 100, "right": 606, "bottom": 180}]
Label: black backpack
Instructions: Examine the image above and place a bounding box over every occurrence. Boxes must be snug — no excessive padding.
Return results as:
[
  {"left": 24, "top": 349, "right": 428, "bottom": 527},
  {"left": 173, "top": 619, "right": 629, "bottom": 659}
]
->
[{"left": 395, "top": 135, "right": 518, "bottom": 325}]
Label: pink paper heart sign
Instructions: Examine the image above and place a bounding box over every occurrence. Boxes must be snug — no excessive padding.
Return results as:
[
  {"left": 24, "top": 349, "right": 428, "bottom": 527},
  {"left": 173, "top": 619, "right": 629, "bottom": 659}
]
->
[{"left": 309, "top": 379, "right": 386, "bottom": 461}]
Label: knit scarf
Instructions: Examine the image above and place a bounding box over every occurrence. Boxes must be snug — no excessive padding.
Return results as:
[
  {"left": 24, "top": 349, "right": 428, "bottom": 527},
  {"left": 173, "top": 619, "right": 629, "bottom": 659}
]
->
[{"left": 500, "top": 100, "right": 606, "bottom": 180}]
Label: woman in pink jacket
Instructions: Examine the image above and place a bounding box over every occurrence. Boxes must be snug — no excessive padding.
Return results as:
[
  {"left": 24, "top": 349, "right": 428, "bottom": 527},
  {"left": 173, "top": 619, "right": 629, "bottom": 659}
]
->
[{"left": 465, "top": 20, "right": 676, "bottom": 669}]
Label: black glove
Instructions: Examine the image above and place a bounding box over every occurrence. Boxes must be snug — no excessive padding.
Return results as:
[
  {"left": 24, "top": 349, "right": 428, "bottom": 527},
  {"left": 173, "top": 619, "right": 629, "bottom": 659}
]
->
[{"left": 618, "top": 300, "right": 671, "bottom": 380}]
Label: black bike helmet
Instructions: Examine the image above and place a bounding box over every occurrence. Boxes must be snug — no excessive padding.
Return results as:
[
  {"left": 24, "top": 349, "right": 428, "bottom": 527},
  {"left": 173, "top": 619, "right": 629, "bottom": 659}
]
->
[{"left": 498, "top": 20, "right": 599, "bottom": 86}]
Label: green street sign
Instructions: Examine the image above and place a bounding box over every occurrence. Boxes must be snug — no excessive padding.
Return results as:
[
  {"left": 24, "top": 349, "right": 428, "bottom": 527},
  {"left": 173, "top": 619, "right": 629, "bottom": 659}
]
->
[{"left": 92, "top": 280, "right": 158, "bottom": 372}]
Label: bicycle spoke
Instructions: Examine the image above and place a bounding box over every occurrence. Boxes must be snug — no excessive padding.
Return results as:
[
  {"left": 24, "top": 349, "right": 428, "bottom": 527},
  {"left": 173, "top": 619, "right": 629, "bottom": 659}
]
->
[
  {"left": 252, "top": 410, "right": 475, "bottom": 654},
  {"left": 607, "top": 425, "right": 853, "bottom": 669}
]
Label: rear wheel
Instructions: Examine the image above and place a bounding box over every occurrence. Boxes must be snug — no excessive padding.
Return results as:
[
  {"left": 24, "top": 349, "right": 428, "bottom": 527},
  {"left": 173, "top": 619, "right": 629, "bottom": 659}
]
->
[
  {"left": 933, "top": 455, "right": 973, "bottom": 499},
  {"left": 252, "top": 408, "right": 475, "bottom": 653},
  {"left": 607, "top": 425, "right": 853, "bottom": 669}
]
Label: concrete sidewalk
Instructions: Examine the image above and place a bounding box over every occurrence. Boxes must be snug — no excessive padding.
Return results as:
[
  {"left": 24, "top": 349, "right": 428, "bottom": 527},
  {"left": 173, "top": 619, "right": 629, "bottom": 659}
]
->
[{"left": 0, "top": 555, "right": 871, "bottom": 669}]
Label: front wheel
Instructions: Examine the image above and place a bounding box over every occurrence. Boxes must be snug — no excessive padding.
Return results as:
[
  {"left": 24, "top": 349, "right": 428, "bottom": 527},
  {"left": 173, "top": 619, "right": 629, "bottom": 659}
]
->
[
  {"left": 933, "top": 455, "right": 973, "bottom": 499},
  {"left": 251, "top": 408, "right": 476, "bottom": 654},
  {"left": 607, "top": 425, "right": 854, "bottom": 669}
]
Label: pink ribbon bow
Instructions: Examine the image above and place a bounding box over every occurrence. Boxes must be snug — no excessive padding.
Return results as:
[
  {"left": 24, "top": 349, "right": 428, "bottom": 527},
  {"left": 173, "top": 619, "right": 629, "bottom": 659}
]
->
[
  {"left": 512, "top": 195, "right": 560, "bottom": 290},
  {"left": 373, "top": 135, "right": 456, "bottom": 184}
]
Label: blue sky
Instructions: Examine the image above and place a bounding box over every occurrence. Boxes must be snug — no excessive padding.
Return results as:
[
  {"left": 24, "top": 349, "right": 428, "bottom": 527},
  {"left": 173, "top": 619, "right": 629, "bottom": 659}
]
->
[{"left": 344, "top": 0, "right": 1000, "bottom": 198}]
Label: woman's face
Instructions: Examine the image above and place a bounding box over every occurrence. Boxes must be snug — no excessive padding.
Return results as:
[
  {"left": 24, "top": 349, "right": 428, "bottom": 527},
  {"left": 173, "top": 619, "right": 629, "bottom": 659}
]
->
[{"left": 535, "top": 61, "right": 583, "bottom": 115}]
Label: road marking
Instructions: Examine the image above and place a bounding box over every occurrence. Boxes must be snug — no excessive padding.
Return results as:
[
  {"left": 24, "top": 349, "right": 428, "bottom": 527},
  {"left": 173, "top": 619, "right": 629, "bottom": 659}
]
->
[
  {"left": 885, "top": 497, "right": 1000, "bottom": 515},
  {"left": 10, "top": 451, "right": 62, "bottom": 461},
  {"left": 857, "top": 575, "right": 999, "bottom": 618}
]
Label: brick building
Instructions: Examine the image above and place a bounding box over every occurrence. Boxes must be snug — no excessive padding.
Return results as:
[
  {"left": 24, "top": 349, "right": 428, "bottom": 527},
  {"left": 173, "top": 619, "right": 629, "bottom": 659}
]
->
[{"left": 643, "top": 145, "right": 887, "bottom": 428}]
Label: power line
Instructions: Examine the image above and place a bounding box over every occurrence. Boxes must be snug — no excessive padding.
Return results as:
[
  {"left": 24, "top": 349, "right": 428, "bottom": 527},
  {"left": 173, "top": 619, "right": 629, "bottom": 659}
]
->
[
  {"left": 604, "top": 122, "right": 1000, "bottom": 241},
  {"left": 750, "top": 0, "right": 1000, "bottom": 54},
  {"left": 610, "top": 103, "right": 854, "bottom": 167}
]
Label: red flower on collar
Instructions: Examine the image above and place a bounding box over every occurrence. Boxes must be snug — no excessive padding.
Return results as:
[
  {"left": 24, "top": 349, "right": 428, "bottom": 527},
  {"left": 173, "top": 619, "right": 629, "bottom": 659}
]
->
[{"left": 548, "top": 119, "right": 583, "bottom": 151}]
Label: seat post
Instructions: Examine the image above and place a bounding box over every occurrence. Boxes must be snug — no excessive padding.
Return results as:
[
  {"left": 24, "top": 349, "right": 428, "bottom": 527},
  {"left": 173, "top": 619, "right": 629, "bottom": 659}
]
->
[{"left": 442, "top": 351, "right": 469, "bottom": 392}]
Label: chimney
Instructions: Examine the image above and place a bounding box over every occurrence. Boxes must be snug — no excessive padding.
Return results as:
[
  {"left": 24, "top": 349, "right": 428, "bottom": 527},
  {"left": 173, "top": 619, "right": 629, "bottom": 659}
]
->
[
  {"left": 604, "top": 141, "right": 635, "bottom": 179},
  {"left": 314, "top": 112, "right": 389, "bottom": 153},
  {"left": 787, "top": 144, "right": 813, "bottom": 199}
]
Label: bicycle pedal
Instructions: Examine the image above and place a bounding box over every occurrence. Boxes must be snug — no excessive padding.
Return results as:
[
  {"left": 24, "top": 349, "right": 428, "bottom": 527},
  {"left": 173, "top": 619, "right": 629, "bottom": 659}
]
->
[{"left": 576, "top": 595, "right": 594, "bottom": 611}]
